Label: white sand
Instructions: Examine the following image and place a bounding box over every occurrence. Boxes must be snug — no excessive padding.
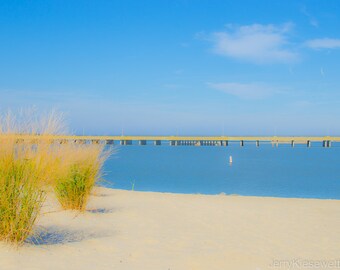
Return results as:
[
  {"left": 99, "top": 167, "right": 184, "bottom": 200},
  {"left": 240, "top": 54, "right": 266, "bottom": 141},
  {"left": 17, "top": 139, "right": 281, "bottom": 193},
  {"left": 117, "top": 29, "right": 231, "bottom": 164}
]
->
[{"left": 1, "top": 187, "right": 339, "bottom": 270}]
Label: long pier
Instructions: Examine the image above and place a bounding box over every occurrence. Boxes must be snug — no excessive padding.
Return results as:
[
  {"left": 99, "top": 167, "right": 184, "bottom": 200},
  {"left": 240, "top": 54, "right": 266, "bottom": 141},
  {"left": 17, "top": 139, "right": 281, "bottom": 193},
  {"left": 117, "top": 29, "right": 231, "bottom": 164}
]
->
[{"left": 1, "top": 135, "right": 340, "bottom": 147}]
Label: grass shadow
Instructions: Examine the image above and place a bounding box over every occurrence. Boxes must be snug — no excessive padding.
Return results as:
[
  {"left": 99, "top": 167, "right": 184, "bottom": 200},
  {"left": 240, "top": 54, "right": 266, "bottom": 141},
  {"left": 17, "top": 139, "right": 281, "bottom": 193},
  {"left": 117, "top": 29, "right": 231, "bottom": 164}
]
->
[
  {"left": 86, "top": 208, "right": 114, "bottom": 214},
  {"left": 26, "top": 226, "right": 110, "bottom": 246},
  {"left": 90, "top": 191, "right": 114, "bottom": 197}
]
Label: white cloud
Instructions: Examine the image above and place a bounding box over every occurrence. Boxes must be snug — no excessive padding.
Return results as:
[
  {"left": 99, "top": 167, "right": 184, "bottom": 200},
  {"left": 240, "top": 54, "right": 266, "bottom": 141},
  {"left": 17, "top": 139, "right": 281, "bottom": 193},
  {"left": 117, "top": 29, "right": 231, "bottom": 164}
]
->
[
  {"left": 207, "top": 82, "right": 278, "bottom": 99},
  {"left": 209, "top": 23, "right": 297, "bottom": 64},
  {"left": 305, "top": 38, "right": 340, "bottom": 49}
]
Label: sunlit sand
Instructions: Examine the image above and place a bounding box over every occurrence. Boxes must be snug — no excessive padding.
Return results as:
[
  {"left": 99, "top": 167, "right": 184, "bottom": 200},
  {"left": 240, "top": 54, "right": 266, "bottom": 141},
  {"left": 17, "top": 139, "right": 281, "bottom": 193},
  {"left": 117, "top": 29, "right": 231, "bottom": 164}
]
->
[{"left": 1, "top": 187, "right": 339, "bottom": 270}]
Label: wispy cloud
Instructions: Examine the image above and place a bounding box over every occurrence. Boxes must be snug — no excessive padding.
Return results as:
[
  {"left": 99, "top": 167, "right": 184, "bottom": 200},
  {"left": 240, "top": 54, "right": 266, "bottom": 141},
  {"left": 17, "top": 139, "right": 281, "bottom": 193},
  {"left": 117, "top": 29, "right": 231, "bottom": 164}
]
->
[
  {"left": 288, "top": 100, "right": 314, "bottom": 110},
  {"left": 301, "top": 6, "right": 319, "bottom": 28},
  {"left": 320, "top": 67, "right": 325, "bottom": 77},
  {"left": 207, "top": 23, "right": 298, "bottom": 64},
  {"left": 305, "top": 38, "right": 340, "bottom": 49},
  {"left": 207, "top": 82, "right": 280, "bottom": 99}
]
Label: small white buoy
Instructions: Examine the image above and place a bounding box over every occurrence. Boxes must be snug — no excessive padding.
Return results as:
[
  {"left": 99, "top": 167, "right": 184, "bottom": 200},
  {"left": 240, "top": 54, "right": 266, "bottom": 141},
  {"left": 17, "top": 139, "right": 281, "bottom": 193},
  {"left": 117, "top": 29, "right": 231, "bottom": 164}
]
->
[{"left": 229, "top": 155, "right": 233, "bottom": 163}]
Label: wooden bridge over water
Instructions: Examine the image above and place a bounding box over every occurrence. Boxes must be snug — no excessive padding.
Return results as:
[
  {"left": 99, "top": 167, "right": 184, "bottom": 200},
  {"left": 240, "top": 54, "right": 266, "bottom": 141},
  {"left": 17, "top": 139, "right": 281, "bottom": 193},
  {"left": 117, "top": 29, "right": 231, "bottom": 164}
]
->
[{"left": 2, "top": 135, "right": 340, "bottom": 147}]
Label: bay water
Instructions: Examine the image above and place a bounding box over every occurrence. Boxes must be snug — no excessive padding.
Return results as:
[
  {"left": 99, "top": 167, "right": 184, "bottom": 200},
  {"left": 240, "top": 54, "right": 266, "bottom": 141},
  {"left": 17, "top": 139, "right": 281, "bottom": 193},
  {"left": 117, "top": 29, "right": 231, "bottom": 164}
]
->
[{"left": 102, "top": 142, "right": 340, "bottom": 199}]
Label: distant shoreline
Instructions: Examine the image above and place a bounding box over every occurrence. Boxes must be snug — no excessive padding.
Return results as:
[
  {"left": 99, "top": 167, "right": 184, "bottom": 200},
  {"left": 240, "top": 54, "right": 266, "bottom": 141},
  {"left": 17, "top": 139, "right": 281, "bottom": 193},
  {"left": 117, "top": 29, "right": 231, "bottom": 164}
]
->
[{"left": 99, "top": 185, "right": 340, "bottom": 201}]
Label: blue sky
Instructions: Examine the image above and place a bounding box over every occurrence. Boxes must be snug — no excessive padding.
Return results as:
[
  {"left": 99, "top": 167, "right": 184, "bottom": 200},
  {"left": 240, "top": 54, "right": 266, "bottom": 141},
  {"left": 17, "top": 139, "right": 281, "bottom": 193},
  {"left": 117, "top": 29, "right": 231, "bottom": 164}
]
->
[{"left": 1, "top": 0, "right": 340, "bottom": 135}]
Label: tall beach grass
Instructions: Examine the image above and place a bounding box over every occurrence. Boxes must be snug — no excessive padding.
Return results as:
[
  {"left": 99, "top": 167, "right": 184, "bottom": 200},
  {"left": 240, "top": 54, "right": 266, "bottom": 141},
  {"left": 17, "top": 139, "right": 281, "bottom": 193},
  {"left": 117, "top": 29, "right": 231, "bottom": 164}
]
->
[
  {"left": 0, "top": 139, "right": 45, "bottom": 244},
  {"left": 54, "top": 143, "right": 110, "bottom": 211},
  {"left": 0, "top": 109, "right": 111, "bottom": 244}
]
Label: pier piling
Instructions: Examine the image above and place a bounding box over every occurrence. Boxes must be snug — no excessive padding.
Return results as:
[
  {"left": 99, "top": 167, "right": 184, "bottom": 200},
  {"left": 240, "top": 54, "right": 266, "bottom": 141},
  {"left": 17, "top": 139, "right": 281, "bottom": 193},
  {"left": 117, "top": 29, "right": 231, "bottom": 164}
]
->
[
  {"left": 154, "top": 140, "right": 161, "bottom": 146},
  {"left": 120, "top": 140, "right": 132, "bottom": 145}
]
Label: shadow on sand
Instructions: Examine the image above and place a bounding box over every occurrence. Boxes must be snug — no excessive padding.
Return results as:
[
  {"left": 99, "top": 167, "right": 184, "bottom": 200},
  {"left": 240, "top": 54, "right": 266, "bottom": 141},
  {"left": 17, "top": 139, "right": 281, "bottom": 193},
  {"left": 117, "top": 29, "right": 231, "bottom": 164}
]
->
[
  {"left": 86, "top": 208, "right": 114, "bottom": 214},
  {"left": 26, "top": 226, "right": 110, "bottom": 246}
]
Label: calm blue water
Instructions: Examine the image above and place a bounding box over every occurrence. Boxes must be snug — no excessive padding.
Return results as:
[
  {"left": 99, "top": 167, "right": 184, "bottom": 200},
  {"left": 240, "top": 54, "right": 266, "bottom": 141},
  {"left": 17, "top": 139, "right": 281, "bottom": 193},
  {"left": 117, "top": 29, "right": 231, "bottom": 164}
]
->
[{"left": 101, "top": 142, "right": 340, "bottom": 199}]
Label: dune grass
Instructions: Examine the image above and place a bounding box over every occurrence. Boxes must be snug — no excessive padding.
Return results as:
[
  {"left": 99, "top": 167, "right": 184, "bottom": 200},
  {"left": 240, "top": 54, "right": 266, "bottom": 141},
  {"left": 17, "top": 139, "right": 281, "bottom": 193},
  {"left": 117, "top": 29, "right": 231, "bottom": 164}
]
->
[
  {"left": 0, "top": 109, "right": 112, "bottom": 244},
  {"left": 54, "top": 144, "right": 110, "bottom": 211},
  {"left": 0, "top": 110, "right": 65, "bottom": 245},
  {"left": 0, "top": 139, "right": 45, "bottom": 245}
]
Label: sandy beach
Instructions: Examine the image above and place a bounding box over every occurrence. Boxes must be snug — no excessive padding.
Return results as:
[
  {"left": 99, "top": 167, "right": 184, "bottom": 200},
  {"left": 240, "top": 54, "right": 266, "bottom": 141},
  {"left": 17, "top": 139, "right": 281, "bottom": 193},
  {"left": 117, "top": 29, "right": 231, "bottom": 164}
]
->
[{"left": 0, "top": 187, "right": 339, "bottom": 270}]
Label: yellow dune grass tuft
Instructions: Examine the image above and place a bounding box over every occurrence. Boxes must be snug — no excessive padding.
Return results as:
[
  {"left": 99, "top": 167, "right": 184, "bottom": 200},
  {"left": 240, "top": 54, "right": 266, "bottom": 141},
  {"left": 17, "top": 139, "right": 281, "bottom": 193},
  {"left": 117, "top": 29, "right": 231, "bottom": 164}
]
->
[
  {"left": 0, "top": 109, "right": 112, "bottom": 244},
  {"left": 53, "top": 143, "right": 111, "bottom": 211}
]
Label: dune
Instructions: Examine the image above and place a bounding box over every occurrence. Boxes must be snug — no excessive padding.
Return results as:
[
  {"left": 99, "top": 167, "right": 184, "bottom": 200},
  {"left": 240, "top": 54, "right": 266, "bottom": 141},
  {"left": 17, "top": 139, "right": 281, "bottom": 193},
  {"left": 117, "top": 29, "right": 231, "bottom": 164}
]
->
[{"left": 0, "top": 187, "right": 339, "bottom": 270}]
